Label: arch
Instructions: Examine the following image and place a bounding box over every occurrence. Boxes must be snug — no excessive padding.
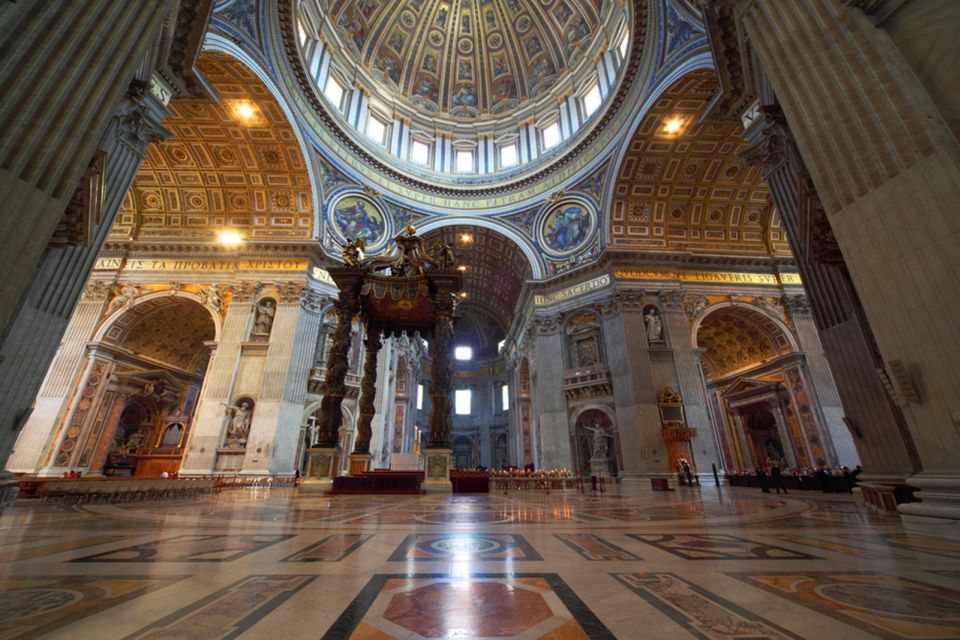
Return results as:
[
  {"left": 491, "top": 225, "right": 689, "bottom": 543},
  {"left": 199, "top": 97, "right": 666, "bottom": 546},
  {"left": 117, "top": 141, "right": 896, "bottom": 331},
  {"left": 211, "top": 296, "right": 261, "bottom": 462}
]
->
[
  {"left": 203, "top": 34, "right": 325, "bottom": 236},
  {"left": 694, "top": 302, "right": 798, "bottom": 380},
  {"left": 417, "top": 216, "right": 544, "bottom": 279},
  {"left": 601, "top": 51, "right": 714, "bottom": 245},
  {"left": 604, "top": 62, "right": 790, "bottom": 257},
  {"left": 94, "top": 290, "right": 223, "bottom": 344},
  {"left": 690, "top": 301, "right": 798, "bottom": 352},
  {"left": 570, "top": 402, "right": 618, "bottom": 429}
]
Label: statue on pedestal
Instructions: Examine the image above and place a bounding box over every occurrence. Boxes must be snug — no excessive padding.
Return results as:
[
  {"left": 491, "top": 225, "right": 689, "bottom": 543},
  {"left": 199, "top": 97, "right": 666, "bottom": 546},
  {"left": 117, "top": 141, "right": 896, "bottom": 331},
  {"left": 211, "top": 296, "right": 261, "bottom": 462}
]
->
[{"left": 644, "top": 307, "right": 663, "bottom": 342}]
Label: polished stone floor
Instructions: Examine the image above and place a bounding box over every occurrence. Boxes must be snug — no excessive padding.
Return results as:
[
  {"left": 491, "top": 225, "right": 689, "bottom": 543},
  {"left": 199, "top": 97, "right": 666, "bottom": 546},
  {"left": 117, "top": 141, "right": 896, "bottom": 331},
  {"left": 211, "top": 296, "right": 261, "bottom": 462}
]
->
[{"left": 2, "top": 483, "right": 960, "bottom": 639}]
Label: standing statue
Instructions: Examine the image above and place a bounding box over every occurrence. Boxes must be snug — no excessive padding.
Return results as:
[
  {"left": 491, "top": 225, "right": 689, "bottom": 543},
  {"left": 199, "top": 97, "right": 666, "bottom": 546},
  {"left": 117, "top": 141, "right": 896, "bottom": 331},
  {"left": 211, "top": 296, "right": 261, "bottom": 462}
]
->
[
  {"left": 644, "top": 307, "right": 663, "bottom": 342},
  {"left": 584, "top": 424, "right": 609, "bottom": 460},
  {"left": 342, "top": 238, "right": 366, "bottom": 267},
  {"left": 431, "top": 240, "right": 456, "bottom": 268},
  {"left": 223, "top": 400, "right": 253, "bottom": 448},
  {"left": 253, "top": 299, "right": 276, "bottom": 338}
]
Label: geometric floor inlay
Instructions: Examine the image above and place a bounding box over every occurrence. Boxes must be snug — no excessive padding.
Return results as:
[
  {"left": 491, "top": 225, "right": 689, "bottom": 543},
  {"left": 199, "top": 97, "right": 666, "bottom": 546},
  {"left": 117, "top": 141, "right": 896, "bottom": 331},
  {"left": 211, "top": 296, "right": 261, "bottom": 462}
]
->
[
  {"left": 281, "top": 533, "right": 373, "bottom": 562},
  {"left": 625, "top": 534, "right": 818, "bottom": 560},
  {"left": 71, "top": 533, "right": 296, "bottom": 563},
  {"left": 388, "top": 533, "right": 543, "bottom": 561},
  {"left": 613, "top": 572, "right": 803, "bottom": 639},
  {"left": 0, "top": 575, "right": 186, "bottom": 640},
  {"left": 555, "top": 534, "right": 643, "bottom": 561},
  {"left": 726, "top": 571, "right": 960, "bottom": 639},
  {"left": 322, "top": 573, "right": 614, "bottom": 639}
]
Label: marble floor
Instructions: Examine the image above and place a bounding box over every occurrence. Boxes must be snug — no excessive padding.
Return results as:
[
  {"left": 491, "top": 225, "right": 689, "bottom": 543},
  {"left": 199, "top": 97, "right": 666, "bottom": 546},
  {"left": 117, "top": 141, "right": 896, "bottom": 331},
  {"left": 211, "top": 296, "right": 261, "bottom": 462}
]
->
[{"left": 2, "top": 483, "right": 960, "bottom": 639}]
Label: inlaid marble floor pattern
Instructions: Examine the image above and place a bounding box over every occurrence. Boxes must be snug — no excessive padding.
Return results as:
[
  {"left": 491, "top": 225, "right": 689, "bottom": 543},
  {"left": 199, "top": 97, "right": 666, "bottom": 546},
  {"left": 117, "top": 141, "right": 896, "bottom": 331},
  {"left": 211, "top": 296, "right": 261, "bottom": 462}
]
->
[{"left": 1, "top": 485, "right": 959, "bottom": 639}]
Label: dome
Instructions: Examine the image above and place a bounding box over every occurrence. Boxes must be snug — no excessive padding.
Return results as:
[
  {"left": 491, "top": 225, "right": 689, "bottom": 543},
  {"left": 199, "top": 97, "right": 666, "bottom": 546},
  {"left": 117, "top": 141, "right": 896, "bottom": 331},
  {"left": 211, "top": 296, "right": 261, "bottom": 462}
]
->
[
  {"left": 329, "top": 0, "right": 604, "bottom": 120},
  {"left": 293, "top": 0, "right": 634, "bottom": 196}
]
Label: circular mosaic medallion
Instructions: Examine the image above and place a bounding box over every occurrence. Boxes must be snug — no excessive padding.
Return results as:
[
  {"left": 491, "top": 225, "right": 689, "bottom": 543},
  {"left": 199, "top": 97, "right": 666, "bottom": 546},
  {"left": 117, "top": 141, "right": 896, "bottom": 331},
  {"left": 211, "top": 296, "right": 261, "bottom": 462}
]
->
[
  {"left": 537, "top": 198, "right": 596, "bottom": 257},
  {"left": 399, "top": 9, "right": 416, "bottom": 28},
  {"left": 428, "top": 30, "right": 444, "bottom": 47},
  {"left": 327, "top": 192, "right": 389, "bottom": 251},
  {"left": 457, "top": 38, "right": 474, "bottom": 54},
  {"left": 0, "top": 589, "right": 83, "bottom": 623},
  {"left": 487, "top": 32, "right": 503, "bottom": 49},
  {"left": 426, "top": 537, "right": 502, "bottom": 554},
  {"left": 516, "top": 15, "right": 531, "bottom": 33}
]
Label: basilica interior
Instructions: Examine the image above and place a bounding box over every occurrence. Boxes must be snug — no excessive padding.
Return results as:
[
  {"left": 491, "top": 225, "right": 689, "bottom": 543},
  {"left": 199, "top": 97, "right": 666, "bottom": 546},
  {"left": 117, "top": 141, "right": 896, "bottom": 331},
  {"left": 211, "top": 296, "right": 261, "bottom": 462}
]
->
[{"left": 1, "top": 0, "right": 960, "bottom": 638}]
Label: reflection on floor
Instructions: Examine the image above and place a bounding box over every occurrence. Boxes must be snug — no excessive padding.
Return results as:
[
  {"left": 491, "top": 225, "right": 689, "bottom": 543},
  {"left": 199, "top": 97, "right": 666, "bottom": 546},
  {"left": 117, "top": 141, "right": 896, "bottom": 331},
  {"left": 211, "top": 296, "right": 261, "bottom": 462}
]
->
[{"left": 1, "top": 484, "right": 959, "bottom": 639}]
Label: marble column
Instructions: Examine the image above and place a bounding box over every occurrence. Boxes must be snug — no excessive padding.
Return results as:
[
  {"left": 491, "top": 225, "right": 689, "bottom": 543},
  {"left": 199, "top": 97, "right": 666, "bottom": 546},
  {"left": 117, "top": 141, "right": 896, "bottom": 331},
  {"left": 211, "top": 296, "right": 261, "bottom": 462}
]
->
[
  {"left": 602, "top": 292, "right": 666, "bottom": 478},
  {"left": 0, "top": 82, "right": 171, "bottom": 470},
  {"left": 739, "top": 0, "right": 960, "bottom": 519},
  {"left": 661, "top": 291, "right": 722, "bottom": 477},
  {"left": 179, "top": 282, "right": 258, "bottom": 475},
  {"left": 5, "top": 282, "right": 111, "bottom": 473},
  {"left": 731, "top": 413, "right": 754, "bottom": 469}
]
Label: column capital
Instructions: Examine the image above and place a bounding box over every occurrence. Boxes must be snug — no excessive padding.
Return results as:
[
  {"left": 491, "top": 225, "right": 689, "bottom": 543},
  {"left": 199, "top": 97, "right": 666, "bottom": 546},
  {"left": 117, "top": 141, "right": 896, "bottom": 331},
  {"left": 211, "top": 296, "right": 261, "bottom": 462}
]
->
[
  {"left": 117, "top": 80, "right": 171, "bottom": 149},
  {"left": 781, "top": 293, "right": 812, "bottom": 317},
  {"left": 530, "top": 314, "right": 562, "bottom": 335},
  {"left": 300, "top": 289, "right": 327, "bottom": 313},
  {"left": 229, "top": 281, "right": 262, "bottom": 303},
  {"left": 276, "top": 281, "right": 305, "bottom": 305},
  {"left": 659, "top": 290, "right": 687, "bottom": 313},
  {"left": 615, "top": 290, "right": 645, "bottom": 312},
  {"left": 739, "top": 105, "right": 791, "bottom": 177},
  {"left": 81, "top": 281, "right": 111, "bottom": 302}
]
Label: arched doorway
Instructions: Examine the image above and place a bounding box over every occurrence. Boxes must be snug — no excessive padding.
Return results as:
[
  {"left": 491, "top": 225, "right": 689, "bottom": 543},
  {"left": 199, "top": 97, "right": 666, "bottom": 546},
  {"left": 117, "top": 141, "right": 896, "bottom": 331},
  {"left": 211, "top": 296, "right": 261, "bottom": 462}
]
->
[
  {"left": 55, "top": 294, "right": 217, "bottom": 477},
  {"left": 696, "top": 303, "right": 830, "bottom": 470}
]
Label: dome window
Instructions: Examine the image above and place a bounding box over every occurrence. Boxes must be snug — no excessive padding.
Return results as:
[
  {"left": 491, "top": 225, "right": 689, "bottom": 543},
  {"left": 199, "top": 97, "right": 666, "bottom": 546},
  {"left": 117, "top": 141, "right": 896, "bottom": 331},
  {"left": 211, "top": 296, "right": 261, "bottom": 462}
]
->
[
  {"left": 583, "top": 83, "right": 603, "bottom": 118},
  {"left": 499, "top": 143, "right": 518, "bottom": 168},
  {"left": 323, "top": 75, "right": 344, "bottom": 111},
  {"left": 365, "top": 114, "right": 387, "bottom": 145},
  {"left": 455, "top": 149, "right": 474, "bottom": 173},
  {"left": 411, "top": 139, "right": 431, "bottom": 165},
  {"left": 542, "top": 121, "right": 561, "bottom": 150},
  {"left": 619, "top": 31, "right": 630, "bottom": 59}
]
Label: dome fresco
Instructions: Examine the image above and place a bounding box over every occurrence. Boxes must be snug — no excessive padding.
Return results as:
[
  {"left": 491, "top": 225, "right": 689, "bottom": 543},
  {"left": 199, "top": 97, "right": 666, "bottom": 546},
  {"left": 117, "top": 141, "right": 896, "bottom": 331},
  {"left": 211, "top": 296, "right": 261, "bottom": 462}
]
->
[{"left": 329, "top": 0, "right": 604, "bottom": 119}]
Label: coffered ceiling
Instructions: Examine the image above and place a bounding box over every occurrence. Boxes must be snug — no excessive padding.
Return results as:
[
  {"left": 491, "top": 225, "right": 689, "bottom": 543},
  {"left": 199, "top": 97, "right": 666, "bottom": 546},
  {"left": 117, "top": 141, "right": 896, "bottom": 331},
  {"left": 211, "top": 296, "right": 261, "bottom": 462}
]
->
[
  {"left": 609, "top": 69, "right": 791, "bottom": 257},
  {"left": 112, "top": 51, "right": 313, "bottom": 243}
]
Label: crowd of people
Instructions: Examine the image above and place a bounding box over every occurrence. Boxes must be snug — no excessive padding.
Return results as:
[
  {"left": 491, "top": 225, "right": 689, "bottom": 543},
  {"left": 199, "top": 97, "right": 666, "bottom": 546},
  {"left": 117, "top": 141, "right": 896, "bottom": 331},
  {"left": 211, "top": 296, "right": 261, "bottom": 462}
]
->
[{"left": 727, "top": 464, "right": 863, "bottom": 494}]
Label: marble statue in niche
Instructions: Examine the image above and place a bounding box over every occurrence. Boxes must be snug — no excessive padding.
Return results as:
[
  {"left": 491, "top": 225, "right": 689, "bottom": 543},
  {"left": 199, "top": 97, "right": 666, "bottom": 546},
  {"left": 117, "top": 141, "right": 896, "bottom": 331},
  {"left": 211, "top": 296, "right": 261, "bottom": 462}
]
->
[
  {"left": 584, "top": 424, "right": 609, "bottom": 460},
  {"left": 252, "top": 298, "right": 276, "bottom": 339},
  {"left": 644, "top": 306, "right": 663, "bottom": 343},
  {"left": 223, "top": 399, "right": 253, "bottom": 448}
]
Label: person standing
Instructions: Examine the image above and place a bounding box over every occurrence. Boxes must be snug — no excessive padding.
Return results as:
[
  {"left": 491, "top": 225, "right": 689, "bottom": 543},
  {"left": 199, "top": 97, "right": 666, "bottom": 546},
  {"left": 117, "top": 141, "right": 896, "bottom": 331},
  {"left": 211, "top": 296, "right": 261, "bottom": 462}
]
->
[
  {"left": 756, "top": 466, "right": 770, "bottom": 493},
  {"left": 770, "top": 464, "right": 788, "bottom": 495}
]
